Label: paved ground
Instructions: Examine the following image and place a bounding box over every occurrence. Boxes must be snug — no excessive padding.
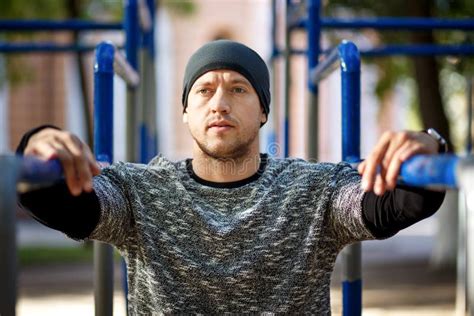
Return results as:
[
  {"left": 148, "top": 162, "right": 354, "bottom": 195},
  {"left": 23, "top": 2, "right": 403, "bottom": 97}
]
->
[{"left": 14, "top": 217, "right": 459, "bottom": 315}]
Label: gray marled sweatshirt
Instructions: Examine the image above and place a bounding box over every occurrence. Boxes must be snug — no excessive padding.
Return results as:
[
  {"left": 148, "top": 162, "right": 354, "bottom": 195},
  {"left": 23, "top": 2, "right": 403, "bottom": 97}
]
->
[{"left": 90, "top": 155, "right": 374, "bottom": 315}]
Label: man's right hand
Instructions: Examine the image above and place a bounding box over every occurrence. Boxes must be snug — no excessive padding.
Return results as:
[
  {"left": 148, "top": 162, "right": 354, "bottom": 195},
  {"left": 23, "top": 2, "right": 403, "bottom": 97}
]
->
[{"left": 24, "top": 128, "right": 101, "bottom": 196}]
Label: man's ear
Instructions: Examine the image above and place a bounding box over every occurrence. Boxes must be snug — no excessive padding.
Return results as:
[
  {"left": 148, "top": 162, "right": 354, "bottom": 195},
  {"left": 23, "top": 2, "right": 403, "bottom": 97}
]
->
[
  {"left": 182, "top": 111, "right": 188, "bottom": 124},
  {"left": 261, "top": 112, "right": 267, "bottom": 124}
]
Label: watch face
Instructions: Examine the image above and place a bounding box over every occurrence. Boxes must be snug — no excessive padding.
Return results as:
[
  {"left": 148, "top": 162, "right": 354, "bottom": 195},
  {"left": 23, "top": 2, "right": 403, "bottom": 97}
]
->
[{"left": 427, "top": 128, "right": 448, "bottom": 153}]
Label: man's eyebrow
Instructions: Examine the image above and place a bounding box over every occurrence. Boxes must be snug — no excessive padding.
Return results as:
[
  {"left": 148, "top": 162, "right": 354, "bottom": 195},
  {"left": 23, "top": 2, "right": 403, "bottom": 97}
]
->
[
  {"left": 230, "top": 78, "right": 251, "bottom": 85},
  {"left": 192, "top": 81, "right": 214, "bottom": 88}
]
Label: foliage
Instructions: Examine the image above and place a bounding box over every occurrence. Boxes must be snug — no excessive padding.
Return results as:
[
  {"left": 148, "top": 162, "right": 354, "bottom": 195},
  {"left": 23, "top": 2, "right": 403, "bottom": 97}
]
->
[{"left": 324, "top": 0, "right": 474, "bottom": 97}]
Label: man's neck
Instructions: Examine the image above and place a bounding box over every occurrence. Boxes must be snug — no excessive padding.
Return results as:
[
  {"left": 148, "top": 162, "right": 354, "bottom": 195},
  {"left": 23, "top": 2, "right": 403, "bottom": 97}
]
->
[{"left": 191, "top": 151, "right": 261, "bottom": 183}]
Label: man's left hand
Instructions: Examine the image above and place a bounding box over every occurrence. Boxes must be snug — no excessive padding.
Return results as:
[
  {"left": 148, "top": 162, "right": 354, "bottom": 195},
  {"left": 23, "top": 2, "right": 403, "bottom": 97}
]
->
[{"left": 358, "top": 131, "right": 440, "bottom": 196}]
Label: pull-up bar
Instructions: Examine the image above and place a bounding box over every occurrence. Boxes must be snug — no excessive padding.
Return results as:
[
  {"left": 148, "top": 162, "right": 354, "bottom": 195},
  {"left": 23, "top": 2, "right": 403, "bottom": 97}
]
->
[
  {"left": 290, "top": 16, "right": 474, "bottom": 31},
  {"left": 0, "top": 20, "right": 122, "bottom": 31}
]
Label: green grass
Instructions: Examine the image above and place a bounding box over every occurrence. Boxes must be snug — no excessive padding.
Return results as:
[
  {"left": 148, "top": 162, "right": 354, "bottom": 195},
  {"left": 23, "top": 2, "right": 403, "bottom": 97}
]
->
[
  {"left": 18, "top": 245, "right": 123, "bottom": 267},
  {"left": 18, "top": 246, "right": 94, "bottom": 266}
]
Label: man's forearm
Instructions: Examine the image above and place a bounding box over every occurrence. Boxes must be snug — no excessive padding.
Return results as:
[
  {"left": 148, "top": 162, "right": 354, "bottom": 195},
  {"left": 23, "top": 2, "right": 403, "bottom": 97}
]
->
[
  {"left": 19, "top": 180, "right": 101, "bottom": 240},
  {"left": 17, "top": 125, "right": 101, "bottom": 239},
  {"left": 362, "top": 186, "right": 445, "bottom": 238}
]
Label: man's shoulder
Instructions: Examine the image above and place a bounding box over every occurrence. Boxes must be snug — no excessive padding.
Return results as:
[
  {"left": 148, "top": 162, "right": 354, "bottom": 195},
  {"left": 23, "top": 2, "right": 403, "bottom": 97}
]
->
[
  {"left": 270, "top": 156, "right": 339, "bottom": 173},
  {"left": 98, "top": 155, "right": 184, "bottom": 184}
]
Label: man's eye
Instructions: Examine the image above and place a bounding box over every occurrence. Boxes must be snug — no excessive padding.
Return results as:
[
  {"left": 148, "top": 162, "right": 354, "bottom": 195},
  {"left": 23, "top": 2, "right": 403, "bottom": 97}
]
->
[
  {"left": 198, "top": 88, "right": 210, "bottom": 95},
  {"left": 232, "top": 87, "right": 246, "bottom": 93}
]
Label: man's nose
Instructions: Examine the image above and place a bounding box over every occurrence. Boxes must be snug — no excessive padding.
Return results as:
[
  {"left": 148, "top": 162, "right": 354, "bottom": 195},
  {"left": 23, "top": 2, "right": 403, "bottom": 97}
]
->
[{"left": 209, "top": 88, "right": 231, "bottom": 113}]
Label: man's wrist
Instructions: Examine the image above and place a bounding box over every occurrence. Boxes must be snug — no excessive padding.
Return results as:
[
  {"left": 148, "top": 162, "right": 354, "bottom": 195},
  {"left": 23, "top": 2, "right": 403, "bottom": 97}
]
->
[{"left": 422, "top": 128, "right": 448, "bottom": 153}]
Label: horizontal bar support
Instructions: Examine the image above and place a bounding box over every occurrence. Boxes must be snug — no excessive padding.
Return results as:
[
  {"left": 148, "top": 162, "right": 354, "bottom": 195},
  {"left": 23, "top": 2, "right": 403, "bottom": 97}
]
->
[
  {"left": 291, "top": 17, "right": 474, "bottom": 31},
  {"left": 0, "top": 19, "right": 122, "bottom": 31},
  {"left": 273, "top": 44, "right": 474, "bottom": 58},
  {"left": 0, "top": 42, "right": 97, "bottom": 53}
]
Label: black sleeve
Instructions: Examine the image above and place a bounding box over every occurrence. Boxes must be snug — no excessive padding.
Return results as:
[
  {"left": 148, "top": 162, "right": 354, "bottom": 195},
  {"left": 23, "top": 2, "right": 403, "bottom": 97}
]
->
[
  {"left": 362, "top": 185, "right": 445, "bottom": 239},
  {"left": 16, "top": 125, "right": 101, "bottom": 240}
]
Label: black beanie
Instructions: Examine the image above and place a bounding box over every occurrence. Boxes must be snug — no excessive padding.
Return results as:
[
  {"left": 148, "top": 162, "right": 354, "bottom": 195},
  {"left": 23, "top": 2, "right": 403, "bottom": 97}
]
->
[{"left": 181, "top": 40, "right": 270, "bottom": 118}]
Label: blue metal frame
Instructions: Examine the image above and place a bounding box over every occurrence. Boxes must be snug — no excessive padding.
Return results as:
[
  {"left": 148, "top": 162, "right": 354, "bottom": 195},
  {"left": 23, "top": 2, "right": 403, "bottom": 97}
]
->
[
  {"left": 0, "top": 19, "right": 122, "bottom": 31},
  {"left": 125, "top": 0, "right": 140, "bottom": 72},
  {"left": 277, "top": 2, "right": 474, "bottom": 314},
  {"left": 281, "top": 44, "right": 474, "bottom": 57},
  {"left": 291, "top": 17, "right": 474, "bottom": 31},
  {"left": 0, "top": 42, "right": 98, "bottom": 53},
  {"left": 400, "top": 154, "right": 459, "bottom": 189},
  {"left": 311, "top": 40, "right": 362, "bottom": 316},
  {"left": 94, "top": 43, "right": 114, "bottom": 165}
]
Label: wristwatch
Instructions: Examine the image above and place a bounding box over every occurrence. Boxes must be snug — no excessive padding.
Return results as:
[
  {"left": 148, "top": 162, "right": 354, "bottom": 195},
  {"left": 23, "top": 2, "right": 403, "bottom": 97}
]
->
[{"left": 424, "top": 128, "right": 448, "bottom": 153}]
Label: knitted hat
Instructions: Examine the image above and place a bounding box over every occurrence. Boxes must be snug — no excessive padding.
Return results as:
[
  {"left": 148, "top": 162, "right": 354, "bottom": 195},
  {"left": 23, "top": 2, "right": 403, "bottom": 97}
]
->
[{"left": 181, "top": 40, "right": 271, "bottom": 118}]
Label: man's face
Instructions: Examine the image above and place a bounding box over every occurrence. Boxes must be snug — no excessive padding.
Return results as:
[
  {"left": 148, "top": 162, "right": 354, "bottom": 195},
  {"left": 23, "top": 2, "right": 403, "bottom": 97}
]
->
[{"left": 183, "top": 70, "right": 267, "bottom": 160}]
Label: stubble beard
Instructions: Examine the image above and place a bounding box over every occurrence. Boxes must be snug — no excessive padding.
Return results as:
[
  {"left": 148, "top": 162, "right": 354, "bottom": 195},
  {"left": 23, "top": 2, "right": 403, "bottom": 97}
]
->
[{"left": 194, "top": 129, "right": 259, "bottom": 163}]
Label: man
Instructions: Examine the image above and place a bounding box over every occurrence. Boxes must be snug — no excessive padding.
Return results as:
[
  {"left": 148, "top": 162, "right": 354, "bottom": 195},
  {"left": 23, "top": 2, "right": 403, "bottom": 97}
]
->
[{"left": 18, "top": 40, "right": 446, "bottom": 314}]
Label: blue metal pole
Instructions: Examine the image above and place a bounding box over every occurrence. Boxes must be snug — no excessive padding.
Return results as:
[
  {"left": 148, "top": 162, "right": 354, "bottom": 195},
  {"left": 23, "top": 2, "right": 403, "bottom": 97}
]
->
[
  {"left": 0, "top": 19, "right": 123, "bottom": 31},
  {"left": 340, "top": 42, "right": 361, "bottom": 163},
  {"left": 94, "top": 43, "right": 114, "bottom": 165},
  {"left": 339, "top": 41, "right": 362, "bottom": 316},
  {"left": 288, "top": 44, "right": 474, "bottom": 57},
  {"left": 399, "top": 155, "right": 459, "bottom": 189},
  {"left": 290, "top": 17, "right": 474, "bottom": 31},
  {"left": 139, "top": 0, "right": 157, "bottom": 163},
  {"left": 283, "top": 0, "right": 292, "bottom": 157},
  {"left": 361, "top": 44, "right": 474, "bottom": 57},
  {"left": 125, "top": 0, "right": 140, "bottom": 72},
  {"left": 0, "top": 43, "right": 98, "bottom": 53},
  {"left": 125, "top": 0, "right": 140, "bottom": 163},
  {"left": 93, "top": 42, "right": 115, "bottom": 316},
  {"left": 307, "top": 0, "right": 321, "bottom": 160},
  {"left": 146, "top": 0, "right": 158, "bottom": 160}
]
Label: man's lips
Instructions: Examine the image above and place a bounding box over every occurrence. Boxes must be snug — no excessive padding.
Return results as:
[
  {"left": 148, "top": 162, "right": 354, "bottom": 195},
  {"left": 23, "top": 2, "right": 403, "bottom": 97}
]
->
[{"left": 207, "top": 121, "right": 234, "bottom": 130}]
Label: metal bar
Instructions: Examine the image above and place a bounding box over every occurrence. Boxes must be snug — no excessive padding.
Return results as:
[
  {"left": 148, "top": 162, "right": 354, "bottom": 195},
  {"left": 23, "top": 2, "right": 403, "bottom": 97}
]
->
[
  {"left": 114, "top": 49, "right": 140, "bottom": 87},
  {"left": 322, "top": 17, "right": 474, "bottom": 31},
  {"left": 142, "top": 0, "right": 156, "bottom": 58},
  {"left": 283, "top": 0, "right": 292, "bottom": 157},
  {"left": 139, "top": 0, "right": 156, "bottom": 163},
  {"left": 338, "top": 41, "right": 362, "bottom": 316},
  {"left": 146, "top": 0, "right": 158, "bottom": 159},
  {"left": 291, "top": 17, "right": 474, "bottom": 31},
  {"left": 93, "top": 42, "right": 115, "bottom": 316},
  {"left": 310, "top": 45, "right": 340, "bottom": 84},
  {"left": 456, "top": 190, "right": 467, "bottom": 316},
  {"left": 307, "top": 0, "right": 320, "bottom": 161},
  {"left": 0, "top": 19, "right": 122, "bottom": 31},
  {"left": 0, "top": 42, "right": 97, "bottom": 53},
  {"left": 399, "top": 155, "right": 459, "bottom": 189},
  {"left": 18, "top": 157, "right": 63, "bottom": 183},
  {"left": 125, "top": 0, "right": 140, "bottom": 163},
  {"left": 340, "top": 42, "right": 361, "bottom": 164},
  {"left": 0, "top": 156, "right": 20, "bottom": 316},
  {"left": 138, "top": 0, "right": 152, "bottom": 32},
  {"left": 361, "top": 44, "right": 474, "bottom": 57},
  {"left": 288, "top": 44, "right": 474, "bottom": 58}
]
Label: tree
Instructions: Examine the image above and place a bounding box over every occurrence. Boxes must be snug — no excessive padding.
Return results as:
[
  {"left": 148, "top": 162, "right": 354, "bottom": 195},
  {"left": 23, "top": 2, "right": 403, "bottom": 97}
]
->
[{"left": 325, "top": 0, "right": 474, "bottom": 151}]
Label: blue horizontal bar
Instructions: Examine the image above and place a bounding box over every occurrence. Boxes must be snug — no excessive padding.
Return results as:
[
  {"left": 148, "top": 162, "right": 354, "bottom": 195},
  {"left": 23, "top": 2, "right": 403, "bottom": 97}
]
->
[
  {"left": 360, "top": 44, "right": 474, "bottom": 57},
  {"left": 277, "top": 44, "right": 474, "bottom": 58},
  {"left": 0, "top": 19, "right": 122, "bottom": 31},
  {"left": 292, "top": 17, "right": 474, "bottom": 31},
  {"left": 323, "top": 17, "right": 474, "bottom": 31},
  {"left": 19, "top": 157, "right": 63, "bottom": 183},
  {"left": 399, "top": 154, "right": 459, "bottom": 188},
  {"left": 0, "top": 42, "right": 120, "bottom": 53}
]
